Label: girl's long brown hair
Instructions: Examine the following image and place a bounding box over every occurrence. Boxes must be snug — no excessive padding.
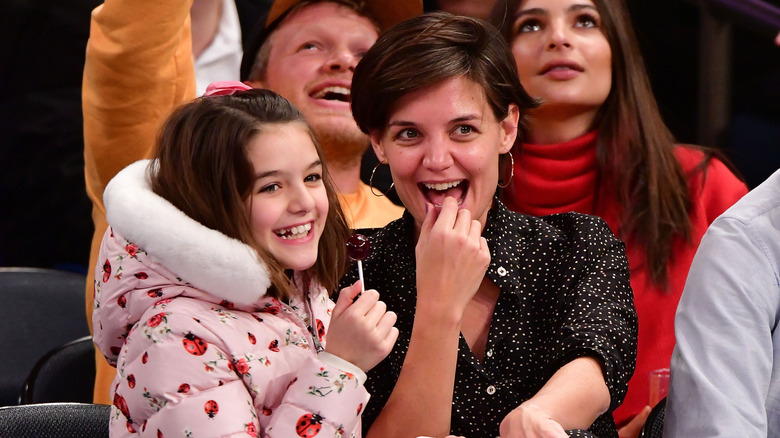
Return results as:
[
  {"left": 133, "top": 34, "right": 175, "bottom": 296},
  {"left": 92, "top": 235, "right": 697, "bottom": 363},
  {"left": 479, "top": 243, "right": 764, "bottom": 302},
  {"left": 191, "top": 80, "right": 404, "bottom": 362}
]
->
[
  {"left": 491, "top": 0, "right": 715, "bottom": 287},
  {"left": 151, "top": 89, "right": 350, "bottom": 299}
]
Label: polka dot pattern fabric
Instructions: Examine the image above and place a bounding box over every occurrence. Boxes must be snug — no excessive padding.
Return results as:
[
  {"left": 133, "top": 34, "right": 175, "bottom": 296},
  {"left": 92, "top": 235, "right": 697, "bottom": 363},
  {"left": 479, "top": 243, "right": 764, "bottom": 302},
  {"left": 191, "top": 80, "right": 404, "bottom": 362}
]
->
[{"left": 341, "top": 200, "right": 637, "bottom": 438}]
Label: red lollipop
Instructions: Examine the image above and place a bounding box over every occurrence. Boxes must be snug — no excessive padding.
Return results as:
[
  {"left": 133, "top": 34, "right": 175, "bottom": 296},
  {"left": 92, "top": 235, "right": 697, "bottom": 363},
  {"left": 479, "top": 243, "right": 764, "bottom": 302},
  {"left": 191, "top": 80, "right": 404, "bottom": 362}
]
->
[
  {"left": 347, "top": 234, "right": 371, "bottom": 295},
  {"left": 346, "top": 233, "right": 371, "bottom": 261}
]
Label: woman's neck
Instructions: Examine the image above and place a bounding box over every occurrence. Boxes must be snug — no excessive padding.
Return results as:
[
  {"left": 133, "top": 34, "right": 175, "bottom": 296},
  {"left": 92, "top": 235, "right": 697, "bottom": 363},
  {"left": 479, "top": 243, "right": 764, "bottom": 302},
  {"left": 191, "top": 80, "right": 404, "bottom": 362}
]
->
[{"left": 525, "top": 107, "right": 598, "bottom": 145}]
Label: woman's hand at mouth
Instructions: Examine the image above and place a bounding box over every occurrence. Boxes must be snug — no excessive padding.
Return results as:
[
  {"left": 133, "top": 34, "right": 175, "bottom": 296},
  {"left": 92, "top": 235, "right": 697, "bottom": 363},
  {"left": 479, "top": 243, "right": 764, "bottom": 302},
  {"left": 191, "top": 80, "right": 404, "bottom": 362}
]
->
[{"left": 414, "top": 196, "right": 490, "bottom": 323}]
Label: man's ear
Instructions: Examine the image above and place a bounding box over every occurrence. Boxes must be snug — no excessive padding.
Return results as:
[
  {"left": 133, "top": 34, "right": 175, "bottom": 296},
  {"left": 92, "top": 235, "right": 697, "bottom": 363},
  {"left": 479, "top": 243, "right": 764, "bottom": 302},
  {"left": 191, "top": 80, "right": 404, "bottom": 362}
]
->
[
  {"left": 499, "top": 104, "right": 520, "bottom": 154},
  {"left": 369, "top": 130, "right": 387, "bottom": 162}
]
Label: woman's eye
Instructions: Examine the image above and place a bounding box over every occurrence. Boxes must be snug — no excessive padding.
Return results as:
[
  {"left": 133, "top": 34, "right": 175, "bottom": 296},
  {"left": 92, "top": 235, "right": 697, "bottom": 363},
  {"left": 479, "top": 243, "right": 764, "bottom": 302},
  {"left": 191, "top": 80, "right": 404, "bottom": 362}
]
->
[
  {"left": 575, "top": 14, "right": 599, "bottom": 28},
  {"left": 259, "top": 183, "right": 280, "bottom": 193},
  {"left": 515, "top": 18, "right": 542, "bottom": 34},
  {"left": 452, "top": 125, "right": 477, "bottom": 138},
  {"left": 395, "top": 129, "right": 419, "bottom": 140},
  {"left": 305, "top": 173, "right": 322, "bottom": 183}
]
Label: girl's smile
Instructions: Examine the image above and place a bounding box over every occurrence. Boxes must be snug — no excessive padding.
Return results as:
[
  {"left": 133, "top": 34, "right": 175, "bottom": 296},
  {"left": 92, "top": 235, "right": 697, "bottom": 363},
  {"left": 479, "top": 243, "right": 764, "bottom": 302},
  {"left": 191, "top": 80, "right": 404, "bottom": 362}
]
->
[{"left": 246, "top": 122, "right": 328, "bottom": 271}]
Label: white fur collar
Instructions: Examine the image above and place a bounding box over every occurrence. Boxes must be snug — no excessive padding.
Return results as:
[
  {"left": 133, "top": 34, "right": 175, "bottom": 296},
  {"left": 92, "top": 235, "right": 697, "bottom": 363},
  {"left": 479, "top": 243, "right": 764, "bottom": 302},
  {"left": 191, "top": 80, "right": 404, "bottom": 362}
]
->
[{"left": 104, "top": 160, "right": 271, "bottom": 306}]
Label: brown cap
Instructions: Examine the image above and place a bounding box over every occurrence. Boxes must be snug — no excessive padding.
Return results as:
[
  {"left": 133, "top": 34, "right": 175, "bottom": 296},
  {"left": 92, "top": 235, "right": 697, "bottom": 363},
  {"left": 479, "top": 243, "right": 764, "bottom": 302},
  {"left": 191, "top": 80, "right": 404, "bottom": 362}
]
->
[
  {"left": 240, "top": 0, "right": 423, "bottom": 81},
  {"left": 266, "top": 0, "right": 422, "bottom": 30}
]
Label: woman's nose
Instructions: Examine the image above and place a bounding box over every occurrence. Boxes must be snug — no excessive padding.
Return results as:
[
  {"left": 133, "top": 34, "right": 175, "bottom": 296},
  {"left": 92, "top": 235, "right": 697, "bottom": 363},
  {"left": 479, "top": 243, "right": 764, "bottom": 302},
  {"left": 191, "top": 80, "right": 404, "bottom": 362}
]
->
[
  {"left": 546, "top": 21, "right": 572, "bottom": 50},
  {"left": 422, "top": 137, "right": 454, "bottom": 171}
]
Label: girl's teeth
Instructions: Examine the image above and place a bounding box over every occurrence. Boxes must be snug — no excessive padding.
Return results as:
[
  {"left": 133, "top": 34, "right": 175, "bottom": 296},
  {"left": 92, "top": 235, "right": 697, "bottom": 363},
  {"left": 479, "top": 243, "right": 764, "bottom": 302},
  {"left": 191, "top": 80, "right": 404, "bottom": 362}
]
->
[
  {"left": 279, "top": 223, "right": 312, "bottom": 240},
  {"left": 425, "top": 181, "right": 461, "bottom": 191}
]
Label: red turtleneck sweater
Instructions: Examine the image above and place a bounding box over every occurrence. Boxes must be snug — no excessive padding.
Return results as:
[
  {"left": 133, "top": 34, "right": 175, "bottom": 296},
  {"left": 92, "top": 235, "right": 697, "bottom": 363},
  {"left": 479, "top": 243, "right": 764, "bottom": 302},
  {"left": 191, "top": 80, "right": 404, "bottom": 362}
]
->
[{"left": 503, "top": 131, "right": 748, "bottom": 427}]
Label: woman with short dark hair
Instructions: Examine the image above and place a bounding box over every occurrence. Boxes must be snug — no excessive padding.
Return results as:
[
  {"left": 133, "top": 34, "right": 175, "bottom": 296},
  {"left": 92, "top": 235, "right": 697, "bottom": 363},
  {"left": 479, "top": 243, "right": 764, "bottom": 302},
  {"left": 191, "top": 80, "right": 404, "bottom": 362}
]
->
[{"left": 346, "top": 12, "right": 637, "bottom": 437}]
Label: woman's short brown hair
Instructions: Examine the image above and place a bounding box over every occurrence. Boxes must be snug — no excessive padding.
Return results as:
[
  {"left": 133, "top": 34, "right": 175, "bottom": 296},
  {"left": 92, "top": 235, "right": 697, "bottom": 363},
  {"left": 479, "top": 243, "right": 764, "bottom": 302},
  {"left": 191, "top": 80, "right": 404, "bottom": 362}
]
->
[
  {"left": 351, "top": 11, "right": 537, "bottom": 138},
  {"left": 151, "top": 89, "right": 350, "bottom": 299}
]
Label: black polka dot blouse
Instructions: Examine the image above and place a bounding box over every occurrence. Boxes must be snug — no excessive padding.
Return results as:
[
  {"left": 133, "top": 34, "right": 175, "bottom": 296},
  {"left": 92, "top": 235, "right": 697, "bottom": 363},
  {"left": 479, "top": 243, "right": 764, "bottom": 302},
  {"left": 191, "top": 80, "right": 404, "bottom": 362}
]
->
[{"left": 340, "top": 200, "right": 637, "bottom": 438}]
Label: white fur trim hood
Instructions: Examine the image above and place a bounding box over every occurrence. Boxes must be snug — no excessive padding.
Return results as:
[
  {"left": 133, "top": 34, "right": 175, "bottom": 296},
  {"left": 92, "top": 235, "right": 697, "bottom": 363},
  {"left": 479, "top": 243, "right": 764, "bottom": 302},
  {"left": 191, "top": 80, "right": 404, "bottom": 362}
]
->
[{"left": 104, "top": 159, "right": 271, "bottom": 306}]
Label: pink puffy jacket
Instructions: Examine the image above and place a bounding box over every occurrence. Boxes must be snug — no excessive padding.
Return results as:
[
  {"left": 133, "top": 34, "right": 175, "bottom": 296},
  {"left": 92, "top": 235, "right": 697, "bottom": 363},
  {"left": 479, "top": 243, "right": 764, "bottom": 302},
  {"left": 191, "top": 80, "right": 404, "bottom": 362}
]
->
[{"left": 92, "top": 161, "right": 368, "bottom": 437}]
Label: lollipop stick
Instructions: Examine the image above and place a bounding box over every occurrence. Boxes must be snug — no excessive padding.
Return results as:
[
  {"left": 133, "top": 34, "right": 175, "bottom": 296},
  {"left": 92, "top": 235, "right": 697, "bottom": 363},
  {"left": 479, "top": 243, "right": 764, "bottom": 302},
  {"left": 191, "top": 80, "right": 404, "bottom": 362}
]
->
[{"left": 357, "top": 260, "right": 365, "bottom": 293}]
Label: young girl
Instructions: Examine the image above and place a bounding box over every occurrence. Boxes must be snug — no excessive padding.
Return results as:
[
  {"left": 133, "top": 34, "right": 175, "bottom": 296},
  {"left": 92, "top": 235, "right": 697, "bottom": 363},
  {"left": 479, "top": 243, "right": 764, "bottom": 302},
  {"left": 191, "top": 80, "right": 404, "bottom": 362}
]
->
[{"left": 92, "top": 84, "right": 398, "bottom": 437}]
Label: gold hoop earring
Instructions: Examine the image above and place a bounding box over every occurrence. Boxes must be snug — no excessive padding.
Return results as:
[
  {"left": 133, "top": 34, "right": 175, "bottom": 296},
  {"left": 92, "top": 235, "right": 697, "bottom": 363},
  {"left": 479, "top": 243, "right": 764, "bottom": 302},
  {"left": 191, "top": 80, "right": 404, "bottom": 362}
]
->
[
  {"left": 369, "top": 162, "right": 395, "bottom": 197},
  {"left": 497, "top": 152, "right": 514, "bottom": 189}
]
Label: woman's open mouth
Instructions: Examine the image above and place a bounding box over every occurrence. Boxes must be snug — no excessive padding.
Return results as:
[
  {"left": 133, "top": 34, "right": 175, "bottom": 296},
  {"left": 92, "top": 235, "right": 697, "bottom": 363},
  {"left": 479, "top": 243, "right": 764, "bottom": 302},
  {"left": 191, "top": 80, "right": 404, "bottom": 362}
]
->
[{"left": 419, "top": 180, "right": 468, "bottom": 207}]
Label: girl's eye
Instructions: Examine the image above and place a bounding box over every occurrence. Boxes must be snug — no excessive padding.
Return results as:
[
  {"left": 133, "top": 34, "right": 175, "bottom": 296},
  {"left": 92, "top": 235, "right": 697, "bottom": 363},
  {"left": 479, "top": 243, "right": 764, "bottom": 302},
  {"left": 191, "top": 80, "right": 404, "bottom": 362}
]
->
[
  {"left": 305, "top": 173, "right": 322, "bottom": 183},
  {"left": 395, "top": 128, "right": 419, "bottom": 141},
  {"left": 259, "top": 183, "right": 280, "bottom": 193},
  {"left": 514, "top": 18, "right": 542, "bottom": 34}
]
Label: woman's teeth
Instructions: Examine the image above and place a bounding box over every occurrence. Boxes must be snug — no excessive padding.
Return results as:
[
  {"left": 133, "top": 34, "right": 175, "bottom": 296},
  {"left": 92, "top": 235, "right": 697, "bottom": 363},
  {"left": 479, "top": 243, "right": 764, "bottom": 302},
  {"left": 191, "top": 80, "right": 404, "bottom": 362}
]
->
[
  {"left": 424, "top": 180, "right": 462, "bottom": 191},
  {"left": 276, "top": 223, "right": 312, "bottom": 240}
]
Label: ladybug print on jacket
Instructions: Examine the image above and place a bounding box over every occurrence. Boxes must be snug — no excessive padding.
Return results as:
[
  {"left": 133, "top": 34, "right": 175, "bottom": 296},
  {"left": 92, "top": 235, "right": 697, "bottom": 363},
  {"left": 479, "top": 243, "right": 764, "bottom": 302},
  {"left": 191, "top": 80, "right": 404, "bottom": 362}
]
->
[
  {"left": 113, "top": 393, "right": 131, "bottom": 421},
  {"left": 248, "top": 332, "right": 256, "bottom": 344},
  {"left": 204, "top": 400, "right": 218, "bottom": 418},
  {"left": 177, "top": 383, "right": 190, "bottom": 393},
  {"left": 258, "top": 302, "right": 280, "bottom": 314},
  {"left": 269, "top": 340, "right": 280, "bottom": 352},
  {"left": 142, "top": 351, "right": 149, "bottom": 364},
  {"left": 296, "top": 413, "right": 323, "bottom": 437},
  {"left": 183, "top": 332, "right": 208, "bottom": 355},
  {"left": 134, "top": 272, "right": 148, "bottom": 280},
  {"left": 315, "top": 319, "right": 325, "bottom": 341},
  {"left": 127, "top": 374, "right": 135, "bottom": 389},
  {"left": 147, "top": 288, "right": 163, "bottom": 298},
  {"left": 102, "top": 259, "right": 111, "bottom": 282}
]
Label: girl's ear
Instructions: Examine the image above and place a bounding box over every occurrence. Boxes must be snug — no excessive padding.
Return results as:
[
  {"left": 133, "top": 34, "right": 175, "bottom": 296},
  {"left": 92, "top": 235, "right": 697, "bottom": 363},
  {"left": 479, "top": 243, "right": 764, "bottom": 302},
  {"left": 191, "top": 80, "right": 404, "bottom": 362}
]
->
[
  {"left": 369, "top": 130, "right": 387, "bottom": 162},
  {"left": 499, "top": 104, "right": 520, "bottom": 155}
]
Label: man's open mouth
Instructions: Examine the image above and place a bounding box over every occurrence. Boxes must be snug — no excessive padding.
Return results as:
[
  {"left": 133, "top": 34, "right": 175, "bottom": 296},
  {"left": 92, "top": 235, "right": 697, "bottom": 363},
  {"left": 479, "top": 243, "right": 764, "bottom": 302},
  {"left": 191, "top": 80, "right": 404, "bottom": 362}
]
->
[{"left": 311, "top": 86, "right": 350, "bottom": 102}]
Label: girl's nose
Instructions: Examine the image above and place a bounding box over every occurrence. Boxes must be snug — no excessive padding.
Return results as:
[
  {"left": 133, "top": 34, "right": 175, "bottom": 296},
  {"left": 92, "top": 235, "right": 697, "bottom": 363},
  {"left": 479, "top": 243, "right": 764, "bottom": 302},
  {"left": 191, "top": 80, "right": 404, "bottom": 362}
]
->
[{"left": 288, "top": 183, "right": 316, "bottom": 213}]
